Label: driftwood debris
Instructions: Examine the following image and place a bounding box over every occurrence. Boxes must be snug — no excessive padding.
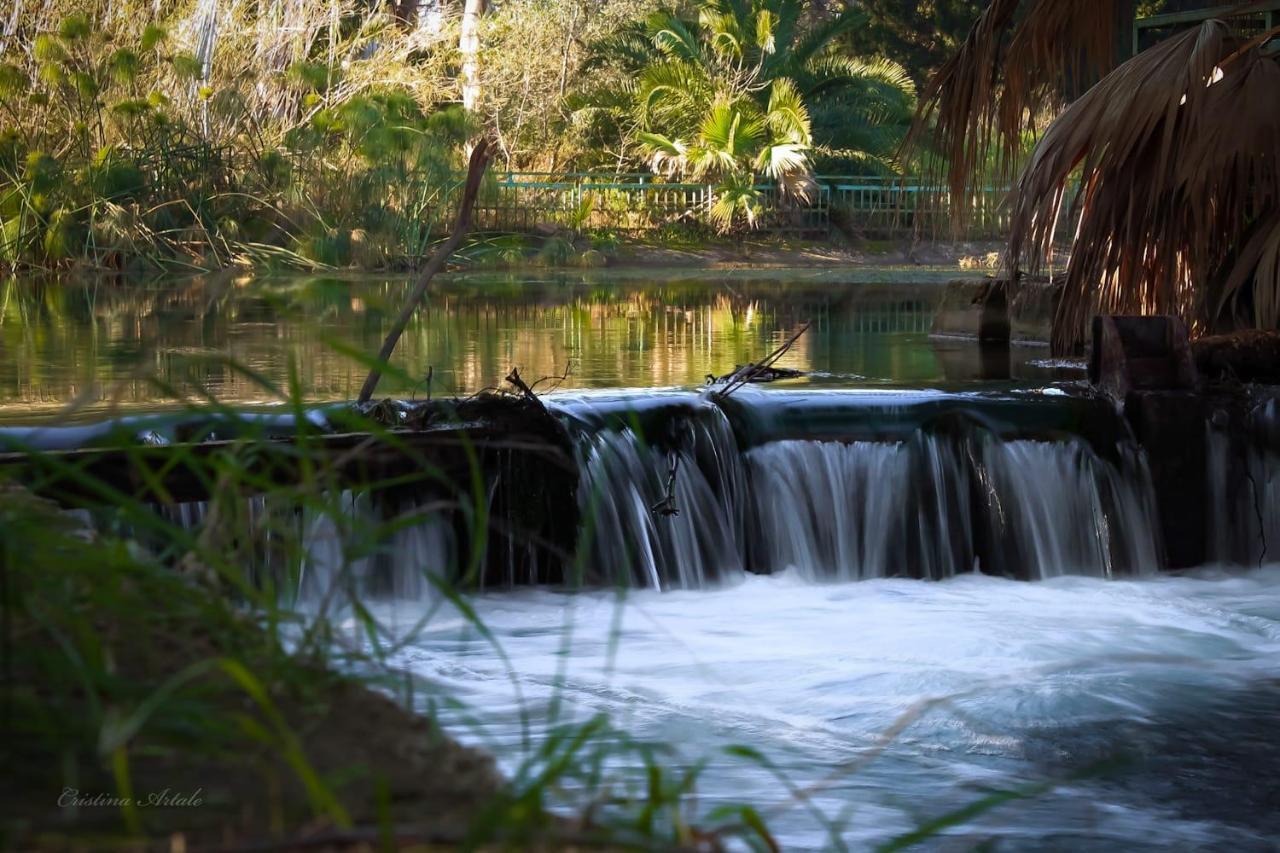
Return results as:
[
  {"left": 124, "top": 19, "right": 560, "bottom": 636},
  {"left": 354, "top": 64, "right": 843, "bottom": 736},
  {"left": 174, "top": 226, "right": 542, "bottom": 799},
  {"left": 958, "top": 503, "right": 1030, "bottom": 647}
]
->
[
  {"left": 706, "top": 365, "right": 805, "bottom": 385},
  {"left": 650, "top": 452, "right": 681, "bottom": 517},
  {"left": 358, "top": 139, "right": 493, "bottom": 404},
  {"left": 503, "top": 367, "right": 548, "bottom": 411},
  {"left": 709, "top": 323, "right": 811, "bottom": 397}
]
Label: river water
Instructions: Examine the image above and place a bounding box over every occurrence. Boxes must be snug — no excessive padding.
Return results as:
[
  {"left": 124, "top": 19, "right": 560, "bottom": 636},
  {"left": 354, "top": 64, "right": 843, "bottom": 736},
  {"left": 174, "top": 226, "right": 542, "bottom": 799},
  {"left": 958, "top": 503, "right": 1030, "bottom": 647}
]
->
[
  {"left": 8, "top": 269, "right": 1277, "bottom": 848},
  {"left": 0, "top": 268, "right": 1077, "bottom": 420},
  {"left": 375, "top": 568, "right": 1280, "bottom": 850}
]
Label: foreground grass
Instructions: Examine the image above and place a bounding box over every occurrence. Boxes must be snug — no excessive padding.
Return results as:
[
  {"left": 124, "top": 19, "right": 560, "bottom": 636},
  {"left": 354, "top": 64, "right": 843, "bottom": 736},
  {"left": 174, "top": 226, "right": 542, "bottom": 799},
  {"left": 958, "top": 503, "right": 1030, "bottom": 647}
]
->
[{"left": 0, "top": 380, "right": 786, "bottom": 851}]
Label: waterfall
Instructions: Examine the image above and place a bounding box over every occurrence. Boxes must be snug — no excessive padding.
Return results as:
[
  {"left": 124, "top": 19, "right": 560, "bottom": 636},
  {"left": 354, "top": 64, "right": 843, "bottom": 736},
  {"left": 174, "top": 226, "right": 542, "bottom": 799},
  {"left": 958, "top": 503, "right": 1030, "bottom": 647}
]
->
[
  {"left": 154, "top": 490, "right": 455, "bottom": 610},
  {"left": 573, "top": 404, "right": 747, "bottom": 589},
  {"left": 95, "top": 390, "right": 1174, "bottom": 591},
  {"left": 982, "top": 441, "right": 1160, "bottom": 578},
  {"left": 749, "top": 441, "right": 908, "bottom": 580},
  {"left": 747, "top": 434, "right": 1160, "bottom": 580},
  {"left": 298, "top": 491, "right": 454, "bottom": 611}
]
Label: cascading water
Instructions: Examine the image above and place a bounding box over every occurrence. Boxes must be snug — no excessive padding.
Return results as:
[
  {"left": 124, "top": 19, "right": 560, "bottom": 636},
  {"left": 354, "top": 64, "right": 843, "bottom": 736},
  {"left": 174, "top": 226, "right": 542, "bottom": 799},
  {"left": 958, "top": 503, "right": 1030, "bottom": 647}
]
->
[
  {"left": 747, "top": 433, "right": 1160, "bottom": 581},
  {"left": 125, "top": 389, "right": 1171, "bottom": 588},
  {"left": 982, "top": 440, "right": 1161, "bottom": 578},
  {"left": 570, "top": 400, "right": 748, "bottom": 589},
  {"left": 153, "top": 490, "right": 456, "bottom": 611},
  {"left": 749, "top": 440, "right": 908, "bottom": 580},
  {"left": 297, "top": 491, "right": 455, "bottom": 609}
]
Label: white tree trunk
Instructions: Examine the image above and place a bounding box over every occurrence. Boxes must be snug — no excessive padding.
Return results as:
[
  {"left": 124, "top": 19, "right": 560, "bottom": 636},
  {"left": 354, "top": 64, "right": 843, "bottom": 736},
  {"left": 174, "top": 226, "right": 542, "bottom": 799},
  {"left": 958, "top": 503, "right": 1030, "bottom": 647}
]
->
[{"left": 459, "top": 0, "right": 486, "bottom": 114}]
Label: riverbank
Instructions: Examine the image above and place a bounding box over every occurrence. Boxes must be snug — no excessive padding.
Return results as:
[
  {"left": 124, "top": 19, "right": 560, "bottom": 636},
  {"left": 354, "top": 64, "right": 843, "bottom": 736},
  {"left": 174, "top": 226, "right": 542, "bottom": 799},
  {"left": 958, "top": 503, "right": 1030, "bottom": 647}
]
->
[{"left": 4, "top": 230, "right": 1011, "bottom": 280}]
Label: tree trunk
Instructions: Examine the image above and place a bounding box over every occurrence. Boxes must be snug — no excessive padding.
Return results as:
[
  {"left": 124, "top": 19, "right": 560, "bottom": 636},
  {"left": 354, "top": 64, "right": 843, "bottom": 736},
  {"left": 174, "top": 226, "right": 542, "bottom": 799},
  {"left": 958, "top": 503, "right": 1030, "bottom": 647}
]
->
[
  {"left": 459, "top": 0, "right": 486, "bottom": 114},
  {"left": 358, "top": 140, "right": 492, "bottom": 404}
]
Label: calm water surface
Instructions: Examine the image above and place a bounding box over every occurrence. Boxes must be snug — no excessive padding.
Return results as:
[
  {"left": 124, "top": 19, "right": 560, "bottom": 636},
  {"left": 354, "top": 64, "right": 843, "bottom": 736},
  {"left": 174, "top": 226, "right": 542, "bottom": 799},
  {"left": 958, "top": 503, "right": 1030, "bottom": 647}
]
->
[{"left": 0, "top": 267, "right": 1078, "bottom": 420}]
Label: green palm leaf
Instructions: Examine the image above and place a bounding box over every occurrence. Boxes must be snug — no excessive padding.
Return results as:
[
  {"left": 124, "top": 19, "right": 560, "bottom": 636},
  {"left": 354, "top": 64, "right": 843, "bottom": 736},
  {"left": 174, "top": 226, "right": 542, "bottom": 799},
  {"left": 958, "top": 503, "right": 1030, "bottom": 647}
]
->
[{"left": 765, "top": 78, "right": 812, "bottom": 145}]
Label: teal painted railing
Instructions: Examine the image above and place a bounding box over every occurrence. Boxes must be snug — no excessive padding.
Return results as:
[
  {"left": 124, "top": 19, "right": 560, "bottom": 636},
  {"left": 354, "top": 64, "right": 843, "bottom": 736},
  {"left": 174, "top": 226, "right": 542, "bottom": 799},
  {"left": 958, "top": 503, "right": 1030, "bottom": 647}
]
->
[{"left": 440, "top": 172, "right": 1020, "bottom": 237}]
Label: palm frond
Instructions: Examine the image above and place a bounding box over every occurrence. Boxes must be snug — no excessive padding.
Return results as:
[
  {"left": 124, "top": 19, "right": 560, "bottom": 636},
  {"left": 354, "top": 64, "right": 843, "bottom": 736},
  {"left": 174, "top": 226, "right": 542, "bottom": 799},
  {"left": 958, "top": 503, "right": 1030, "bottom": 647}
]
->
[
  {"left": 755, "top": 141, "right": 808, "bottom": 180},
  {"left": 648, "top": 11, "right": 703, "bottom": 64},
  {"left": 698, "top": 99, "right": 764, "bottom": 159},
  {"left": 802, "top": 55, "right": 916, "bottom": 102},
  {"left": 783, "top": 6, "right": 868, "bottom": 75},
  {"left": 1003, "top": 21, "right": 1280, "bottom": 351},
  {"left": 909, "top": 0, "right": 1265, "bottom": 222},
  {"left": 709, "top": 171, "right": 761, "bottom": 232},
  {"left": 754, "top": 9, "right": 777, "bottom": 56},
  {"left": 634, "top": 60, "right": 712, "bottom": 132},
  {"left": 636, "top": 131, "right": 689, "bottom": 176},
  {"left": 764, "top": 77, "right": 811, "bottom": 144}
]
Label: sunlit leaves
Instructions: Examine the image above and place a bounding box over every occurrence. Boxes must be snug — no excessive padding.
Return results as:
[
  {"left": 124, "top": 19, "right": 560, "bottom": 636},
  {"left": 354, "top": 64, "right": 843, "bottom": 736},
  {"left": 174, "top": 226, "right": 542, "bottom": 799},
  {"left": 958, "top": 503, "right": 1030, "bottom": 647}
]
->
[
  {"left": 710, "top": 171, "right": 762, "bottom": 231},
  {"left": 600, "top": 0, "right": 916, "bottom": 230},
  {"left": 108, "top": 49, "right": 141, "bottom": 84},
  {"left": 170, "top": 52, "right": 203, "bottom": 81},
  {"left": 140, "top": 23, "right": 168, "bottom": 52},
  {"left": 58, "top": 13, "right": 92, "bottom": 42},
  {"left": 0, "top": 63, "right": 30, "bottom": 98}
]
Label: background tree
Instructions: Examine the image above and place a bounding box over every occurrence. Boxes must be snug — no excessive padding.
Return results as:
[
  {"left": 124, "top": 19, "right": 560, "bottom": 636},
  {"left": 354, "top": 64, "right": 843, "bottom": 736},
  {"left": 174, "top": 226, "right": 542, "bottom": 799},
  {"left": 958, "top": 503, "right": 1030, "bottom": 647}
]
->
[
  {"left": 840, "top": 0, "right": 986, "bottom": 85},
  {"left": 578, "top": 0, "right": 915, "bottom": 230}
]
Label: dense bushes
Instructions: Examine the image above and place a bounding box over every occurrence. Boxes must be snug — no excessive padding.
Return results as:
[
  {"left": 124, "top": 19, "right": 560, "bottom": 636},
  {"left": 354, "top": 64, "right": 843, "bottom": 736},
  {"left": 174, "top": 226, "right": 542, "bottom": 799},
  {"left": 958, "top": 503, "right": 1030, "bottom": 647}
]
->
[{"left": 0, "top": 11, "right": 473, "bottom": 272}]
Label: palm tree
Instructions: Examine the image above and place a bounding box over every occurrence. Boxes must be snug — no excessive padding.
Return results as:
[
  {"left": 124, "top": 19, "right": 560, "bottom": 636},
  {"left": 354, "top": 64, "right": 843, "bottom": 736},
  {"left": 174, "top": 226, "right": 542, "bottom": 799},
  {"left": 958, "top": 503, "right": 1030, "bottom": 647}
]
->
[
  {"left": 915, "top": 0, "right": 1280, "bottom": 352},
  {"left": 584, "top": 0, "right": 916, "bottom": 232}
]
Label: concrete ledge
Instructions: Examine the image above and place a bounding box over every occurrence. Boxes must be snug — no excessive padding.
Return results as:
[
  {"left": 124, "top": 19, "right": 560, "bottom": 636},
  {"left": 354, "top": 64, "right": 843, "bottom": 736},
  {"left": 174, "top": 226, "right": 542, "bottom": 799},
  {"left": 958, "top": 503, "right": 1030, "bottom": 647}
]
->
[
  {"left": 929, "top": 278, "right": 1009, "bottom": 342},
  {"left": 1008, "top": 278, "right": 1062, "bottom": 347}
]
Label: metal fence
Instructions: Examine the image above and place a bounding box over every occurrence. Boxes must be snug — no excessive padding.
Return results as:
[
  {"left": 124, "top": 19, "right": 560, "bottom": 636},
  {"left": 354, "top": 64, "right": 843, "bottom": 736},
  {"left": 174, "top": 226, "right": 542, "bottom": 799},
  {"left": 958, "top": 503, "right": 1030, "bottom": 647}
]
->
[
  {"left": 467, "top": 172, "right": 1012, "bottom": 238},
  {"left": 1134, "top": 1, "right": 1279, "bottom": 55}
]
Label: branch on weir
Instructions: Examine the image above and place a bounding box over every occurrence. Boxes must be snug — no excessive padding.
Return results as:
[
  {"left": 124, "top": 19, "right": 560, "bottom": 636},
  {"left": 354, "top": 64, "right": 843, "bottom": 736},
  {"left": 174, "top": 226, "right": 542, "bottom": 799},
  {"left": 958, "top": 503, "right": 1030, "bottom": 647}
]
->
[
  {"left": 711, "top": 322, "right": 811, "bottom": 398},
  {"left": 650, "top": 451, "right": 681, "bottom": 517},
  {"left": 503, "top": 367, "right": 548, "bottom": 412},
  {"left": 358, "top": 139, "right": 493, "bottom": 405}
]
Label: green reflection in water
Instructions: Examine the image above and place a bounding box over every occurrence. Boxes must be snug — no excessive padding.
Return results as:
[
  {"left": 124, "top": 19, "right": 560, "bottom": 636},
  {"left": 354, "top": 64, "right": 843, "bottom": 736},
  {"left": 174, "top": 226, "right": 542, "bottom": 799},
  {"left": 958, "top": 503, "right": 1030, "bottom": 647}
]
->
[{"left": 0, "top": 268, "right": 1074, "bottom": 422}]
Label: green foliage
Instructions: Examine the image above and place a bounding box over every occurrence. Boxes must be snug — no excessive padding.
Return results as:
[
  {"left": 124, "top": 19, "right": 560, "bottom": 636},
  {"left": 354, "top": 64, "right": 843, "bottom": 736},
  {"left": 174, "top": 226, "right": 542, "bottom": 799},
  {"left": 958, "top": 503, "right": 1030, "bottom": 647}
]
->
[
  {"left": 841, "top": 1, "right": 985, "bottom": 84},
  {"left": 583, "top": 0, "right": 916, "bottom": 232},
  {"left": 140, "top": 23, "right": 168, "bottom": 52},
  {"left": 170, "top": 52, "right": 204, "bottom": 80},
  {"left": 87, "top": 147, "right": 146, "bottom": 201},
  {"left": 58, "top": 12, "right": 92, "bottom": 42},
  {"left": 0, "top": 11, "right": 479, "bottom": 273},
  {"left": 287, "top": 60, "right": 337, "bottom": 94},
  {"left": 108, "top": 48, "right": 141, "bottom": 83},
  {"left": 0, "top": 63, "right": 29, "bottom": 97},
  {"left": 535, "top": 235, "right": 576, "bottom": 266},
  {"left": 42, "top": 206, "right": 80, "bottom": 260}
]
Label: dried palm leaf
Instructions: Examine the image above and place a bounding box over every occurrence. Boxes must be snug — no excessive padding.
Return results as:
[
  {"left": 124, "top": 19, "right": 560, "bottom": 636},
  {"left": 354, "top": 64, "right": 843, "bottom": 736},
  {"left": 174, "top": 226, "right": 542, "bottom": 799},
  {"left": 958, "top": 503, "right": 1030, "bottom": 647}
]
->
[
  {"left": 909, "top": 0, "right": 1267, "bottom": 224},
  {"left": 1004, "top": 22, "right": 1280, "bottom": 351}
]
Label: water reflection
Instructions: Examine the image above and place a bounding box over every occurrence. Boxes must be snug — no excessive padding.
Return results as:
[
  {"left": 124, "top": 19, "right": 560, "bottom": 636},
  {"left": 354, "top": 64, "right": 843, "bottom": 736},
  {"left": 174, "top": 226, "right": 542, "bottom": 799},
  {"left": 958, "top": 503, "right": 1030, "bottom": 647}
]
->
[{"left": 0, "top": 270, "right": 1081, "bottom": 421}]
